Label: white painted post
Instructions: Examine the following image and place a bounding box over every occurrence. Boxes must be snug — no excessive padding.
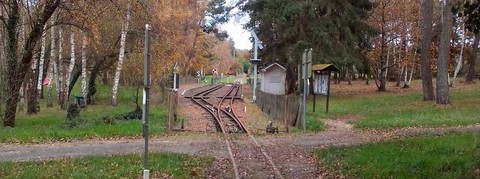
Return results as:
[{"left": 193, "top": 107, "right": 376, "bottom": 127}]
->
[{"left": 250, "top": 31, "right": 263, "bottom": 103}]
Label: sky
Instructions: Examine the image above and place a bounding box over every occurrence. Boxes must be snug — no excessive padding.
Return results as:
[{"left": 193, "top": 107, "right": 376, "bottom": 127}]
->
[{"left": 219, "top": 4, "right": 252, "bottom": 50}]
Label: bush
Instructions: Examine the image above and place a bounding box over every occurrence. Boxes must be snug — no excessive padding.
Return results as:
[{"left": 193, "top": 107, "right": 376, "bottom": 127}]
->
[{"left": 66, "top": 104, "right": 80, "bottom": 128}]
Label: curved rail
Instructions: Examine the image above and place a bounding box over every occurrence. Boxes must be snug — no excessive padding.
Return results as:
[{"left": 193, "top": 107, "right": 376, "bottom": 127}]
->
[
  {"left": 189, "top": 85, "right": 224, "bottom": 131},
  {"left": 187, "top": 84, "right": 283, "bottom": 178},
  {"left": 217, "top": 84, "right": 246, "bottom": 133}
]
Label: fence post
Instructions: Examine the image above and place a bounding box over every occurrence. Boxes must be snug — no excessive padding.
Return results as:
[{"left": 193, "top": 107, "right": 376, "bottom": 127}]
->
[
  {"left": 284, "top": 95, "right": 289, "bottom": 133},
  {"left": 168, "top": 91, "right": 177, "bottom": 130}
]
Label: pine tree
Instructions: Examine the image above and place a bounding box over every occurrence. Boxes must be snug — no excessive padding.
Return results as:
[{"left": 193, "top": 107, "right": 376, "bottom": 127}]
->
[{"left": 244, "top": 0, "right": 377, "bottom": 93}]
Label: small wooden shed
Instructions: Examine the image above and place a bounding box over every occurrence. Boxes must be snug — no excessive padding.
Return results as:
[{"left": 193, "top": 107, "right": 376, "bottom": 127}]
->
[{"left": 260, "top": 62, "right": 286, "bottom": 95}]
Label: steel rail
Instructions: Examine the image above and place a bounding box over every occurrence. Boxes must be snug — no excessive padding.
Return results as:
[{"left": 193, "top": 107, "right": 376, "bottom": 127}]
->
[
  {"left": 189, "top": 84, "right": 283, "bottom": 178},
  {"left": 225, "top": 84, "right": 284, "bottom": 179},
  {"left": 189, "top": 85, "right": 224, "bottom": 131}
]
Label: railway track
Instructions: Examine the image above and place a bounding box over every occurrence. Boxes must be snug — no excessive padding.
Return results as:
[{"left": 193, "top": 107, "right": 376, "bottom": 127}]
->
[{"left": 187, "top": 84, "right": 284, "bottom": 178}]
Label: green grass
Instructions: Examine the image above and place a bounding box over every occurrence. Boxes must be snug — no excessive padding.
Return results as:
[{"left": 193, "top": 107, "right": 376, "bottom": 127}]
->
[
  {"left": 315, "top": 132, "right": 480, "bottom": 178},
  {"left": 308, "top": 87, "right": 480, "bottom": 130},
  {"left": 201, "top": 75, "right": 240, "bottom": 84},
  {"left": 0, "top": 152, "right": 214, "bottom": 178},
  {"left": 0, "top": 82, "right": 169, "bottom": 143}
]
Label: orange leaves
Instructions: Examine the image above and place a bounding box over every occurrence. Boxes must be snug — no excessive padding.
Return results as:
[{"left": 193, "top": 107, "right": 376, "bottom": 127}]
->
[
  {"left": 147, "top": 0, "right": 207, "bottom": 76},
  {"left": 368, "top": 0, "right": 422, "bottom": 68}
]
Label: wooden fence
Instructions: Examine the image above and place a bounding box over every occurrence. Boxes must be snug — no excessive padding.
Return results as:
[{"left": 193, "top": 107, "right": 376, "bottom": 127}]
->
[
  {"left": 256, "top": 91, "right": 301, "bottom": 129},
  {"left": 179, "top": 76, "right": 200, "bottom": 85}
]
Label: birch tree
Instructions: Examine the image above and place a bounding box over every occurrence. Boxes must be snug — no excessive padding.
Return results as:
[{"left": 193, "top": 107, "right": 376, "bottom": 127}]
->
[
  {"left": 450, "top": 16, "right": 465, "bottom": 86},
  {"left": 57, "top": 27, "right": 65, "bottom": 109},
  {"left": 65, "top": 31, "right": 76, "bottom": 107},
  {"left": 36, "top": 29, "right": 47, "bottom": 112},
  {"left": 18, "top": 18, "right": 26, "bottom": 112},
  {"left": 111, "top": 0, "right": 131, "bottom": 106},
  {"left": 47, "top": 18, "right": 56, "bottom": 108},
  {"left": 81, "top": 32, "right": 88, "bottom": 105}
]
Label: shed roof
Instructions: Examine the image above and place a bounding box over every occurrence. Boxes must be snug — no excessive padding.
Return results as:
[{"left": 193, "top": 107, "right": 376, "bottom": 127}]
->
[
  {"left": 261, "top": 62, "right": 286, "bottom": 72},
  {"left": 312, "top": 64, "right": 340, "bottom": 72}
]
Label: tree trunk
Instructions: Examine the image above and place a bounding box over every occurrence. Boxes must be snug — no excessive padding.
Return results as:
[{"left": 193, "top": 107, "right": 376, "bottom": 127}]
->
[
  {"left": 3, "top": 0, "right": 59, "bottom": 127},
  {"left": 405, "top": 47, "right": 417, "bottom": 88},
  {"left": 436, "top": 0, "right": 451, "bottom": 105},
  {"left": 377, "top": 29, "right": 388, "bottom": 91},
  {"left": 386, "top": 45, "right": 392, "bottom": 80},
  {"left": 18, "top": 85, "right": 25, "bottom": 112},
  {"left": 87, "top": 65, "right": 101, "bottom": 105},
  {"left": 0, "top": 40, "right": 4, "bottom": 120},
  {"left": 58, "top": 27, "right": 65, "bottom": 109},
  {"left": 420, "top": 0, "right": 435, "bottom": 101},
  {"left": 111, "top": 0, "right": 132, "bottom": 106},
  {"left": 285, "top": 65, "right": 298, "bottom": 94},
  {"left": 65, "top": 31, "right": 76, "bottom": 107},
  {"left": 27, "top": 54, "right": 39, "bottom": 114},
  {"left": 47, "top": 18, "right": 56, "bottom": 108},
  {"left": 450, "top": 17, "right": 465, "bottom": 86},
  {"left": 396, "top": 41, "right": 406, "bottom": 87},
  {"left": 379, "top": 55, "right": 387, "bottom": 91},
  {"left": 466, "top": 33, "right": 479, "bottom": 82},
  {"left": 68, "top": 68, "right": 81, "bottom": 98},
  {"left": 81, "top": 32, "right": 88, "bottom": 105},
  {"left": 36, "top": 30, "right": 47, "bottom": 112}
]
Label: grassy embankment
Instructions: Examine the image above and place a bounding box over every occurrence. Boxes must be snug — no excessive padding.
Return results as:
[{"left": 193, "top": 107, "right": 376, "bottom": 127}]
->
[
  {"left": 312, "top": 81, "right": 480, "bottom": 177},
  {"left": 0, "top": 153, "right": 213, "bottom": 178},
  {"left": 0, "top": 82, "right": 216, "bottom": 178},
  {"left": 0, "top": 83, "right": 168, "bottom": 143},
  {"left": 316, "top": 132, "right": 480, "bottom": 178},
  {"left": 307, "top": 82, "right": 480, "bottom": 130}
]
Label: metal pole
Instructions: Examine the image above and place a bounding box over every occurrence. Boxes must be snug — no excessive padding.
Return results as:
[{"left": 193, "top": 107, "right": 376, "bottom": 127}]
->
[
  {"left": 142, "top": 24, "right": 151, "bottom": 179},
  {"left": 250, "top": 31, "right": 263, "bottom": 103},
  {"left": 252, "top": 39, "right": 258, "bottom": 102},
  {"left": 253, "top": 63, "right": 258, "bottom": 102},
  {"left": 326, "top": 72, "right": 331, "bottom": 113}
]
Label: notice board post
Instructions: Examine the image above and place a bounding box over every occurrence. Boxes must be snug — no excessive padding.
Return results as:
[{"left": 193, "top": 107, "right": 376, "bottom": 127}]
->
[{"left": 312, "top": 64, "right": 339, "bottom": 113}]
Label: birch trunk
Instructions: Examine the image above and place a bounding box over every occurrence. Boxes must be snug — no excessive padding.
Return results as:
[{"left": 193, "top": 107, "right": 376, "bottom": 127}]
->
[
  {"left": 58, "top": 27, "right": 65, "bottom": 109},
  {"left": 405, "top": 48, "right": 417, "bottom": 87},
  {"left": 450, "top": 18, "right": 465, "bottom": 86},
  {"left": 403, "top": 46, "right": 415, "bottom": 88},
  {"left": 47, "top": 18, "right": 56, "bottom": 108},
  {"left": 18, "top": 85, "right": 25, "bottom": 112},
  {"left": 18, "top": 18, "right": 26, "bottom": 112},
  {"left": 111, "top": 0, "right": 132, "bottom": 106},
  {"left": 65, "top": 31, "right": 76, "bottom": 108},
  {"left": 81, "top": 32, "right": 88, "bottom": 105},
  {"left": 386, "top": 45, "right": 392, "bottom": 79},
  {"left": 36, "top": 30, "right": 47, "bottom": 112}
]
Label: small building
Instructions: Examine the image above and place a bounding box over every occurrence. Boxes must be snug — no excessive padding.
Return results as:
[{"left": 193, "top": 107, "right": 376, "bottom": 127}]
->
[{"left": 260, "top": 62, "right": 286, "bottom": 95}]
